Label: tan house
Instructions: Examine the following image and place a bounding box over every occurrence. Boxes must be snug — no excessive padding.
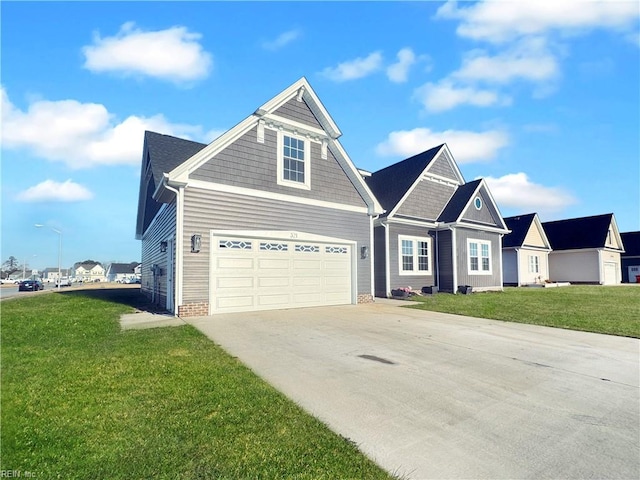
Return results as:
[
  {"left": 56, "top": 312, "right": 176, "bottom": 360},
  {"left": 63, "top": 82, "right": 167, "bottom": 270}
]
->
[
  {"left": 73, "top": 261, "right": 106, "bottom": 282},
  {"left": 502, "top": 213, "right": 552, "bottom": 286}
]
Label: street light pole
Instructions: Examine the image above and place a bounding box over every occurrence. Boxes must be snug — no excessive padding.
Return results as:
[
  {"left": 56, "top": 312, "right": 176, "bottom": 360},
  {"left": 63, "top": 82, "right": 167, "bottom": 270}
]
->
[{"left": 35, "top": 224, "right": 62, "bottom": 291}]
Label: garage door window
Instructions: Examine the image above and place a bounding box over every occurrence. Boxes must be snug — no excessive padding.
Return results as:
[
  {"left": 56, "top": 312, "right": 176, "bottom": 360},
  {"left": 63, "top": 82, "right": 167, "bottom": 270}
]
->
[
  {"left": 260, "top": 242, "right": 288, "bottom": 251},
  {"left": 295, "top": 244, "right": 319, "bottom": 253},
  {"left": 219, "top": 240, "right": 252, "bottom": 249}
]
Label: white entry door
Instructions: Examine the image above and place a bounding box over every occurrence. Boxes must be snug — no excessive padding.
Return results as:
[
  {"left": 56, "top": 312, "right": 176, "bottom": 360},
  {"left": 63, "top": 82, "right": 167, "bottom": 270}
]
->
[
  {"left": 210, "top": 233, "right": 353, "bottom": 314},
  {"left": 603, "top": 262, "right": 618, "bottom": 285}
]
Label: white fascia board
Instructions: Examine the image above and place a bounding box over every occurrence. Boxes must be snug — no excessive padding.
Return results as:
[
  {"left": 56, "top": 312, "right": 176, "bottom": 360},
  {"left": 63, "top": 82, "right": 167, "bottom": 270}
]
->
[
  {"left": 256, "top": 77, "right": 341, "bottom": 139},
  {"left": 609, "top": 214, "right": 626, "bottom": 253},
  {"left": 442, "top": 221, "right": 510, "bottom": 235},
  {"left": 531, "top": 213, "right": 552, "bottom": 250},
  {"left": 425, "top": 144, "right": 465, "bottom": 184},
  {"left": 386, "top": 217, "right": 439, "bottom": 229},
  {"left": 169, "top": 116, "right": 257, "bottom": 182},
  {"left": 450, "top": 179, "right": 509, "bottom": 232},
  {"left": 262, "top": 114, "right": 328, "bottom": 140},
  {"left": 388, "top": 145, "right": 451, "bottom": 219},
  {"left": 478, "top": 178, "right": 509, "bottom": 231},
  {"left": 186, "top": 179, "right": 370, "bottom": 214},
  {"left": 328, "top": 140, "right": 384, "bottom": 215}
]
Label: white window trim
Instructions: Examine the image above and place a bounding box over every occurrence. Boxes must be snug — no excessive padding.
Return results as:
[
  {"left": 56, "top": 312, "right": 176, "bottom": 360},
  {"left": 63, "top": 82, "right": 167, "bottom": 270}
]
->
[
  {"left": 528, "top": 254, "right": 540, "bottom": 273},
  {"left": 277, "top": 131, "right": 311, "bottom": 190},
  {"left": 467, "top": 238, "right": 492, "bottom": 275},
  {"left": 398, "top": 235, "right": 432, "bottom": 276}
]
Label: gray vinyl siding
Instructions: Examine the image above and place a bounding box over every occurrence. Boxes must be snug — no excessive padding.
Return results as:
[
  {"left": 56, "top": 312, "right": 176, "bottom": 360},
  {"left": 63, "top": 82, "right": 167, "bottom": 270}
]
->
[
  {"left": 429, "top": 150, "right": 459, "bottom": 182},
  {"left": 455, "top": 228, "right": 503, "bottom": 289},
  {"left": 386, "top": 224, "right": 436, "bottom": 293},
  {"left": 436, "top": 229, "right": 454, "bottom": 292},
  {"left": 141, "top": 199, "right": 176, "bottom": 307},
  {"left": 373, "top": 226, "right": 387, "bottom": 297},
  {"left": 273, "top": 97, "right": 322, "bottom": 129},
  {"left": 190, "top": 127, "right": 366, "bottom": 208},
  {"left": 396, "top": 180, "right": 455, "bottom": 220},
  {"left": 461, "top": 188, "right": 502, "bottom": 227},
  {"left": 182, "top": 187, "right": 372, "bottom": 304}
]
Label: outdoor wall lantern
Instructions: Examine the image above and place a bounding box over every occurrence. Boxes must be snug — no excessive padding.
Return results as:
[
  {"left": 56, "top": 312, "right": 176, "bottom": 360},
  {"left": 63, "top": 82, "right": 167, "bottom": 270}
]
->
[
  {"left": 160, "top": 241, "right": 168, "bottom": 253},
  {"left": 191, "top": 234, "right": 202, "bottom": 253},
  {"left": 361, "top": 246, "right": 369, "bottom": 259}
]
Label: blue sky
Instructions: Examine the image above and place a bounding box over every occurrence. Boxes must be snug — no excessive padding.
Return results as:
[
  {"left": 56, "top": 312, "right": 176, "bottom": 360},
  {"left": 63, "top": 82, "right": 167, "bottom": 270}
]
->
[{"left": 2, "top": 1, "right": 639, "bottom": 272}]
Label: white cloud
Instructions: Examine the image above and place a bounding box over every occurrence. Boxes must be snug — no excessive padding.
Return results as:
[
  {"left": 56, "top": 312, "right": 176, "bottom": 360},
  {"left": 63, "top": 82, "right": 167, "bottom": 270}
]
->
[
  {"left": 17, "top": 179, "right": 93, "bottom": 203},
  {"left": 321, "top": 51, "right": 383, "bottom": 82},
  {"left": 262, "top": 29, "right": 301, "bottom": 50},
  {"left": 1, "top": 87, "right": 214, "bottom": 169},
  {"left": 484, "top": 172, "right": 577, "bottom": 212},
  {"left": 386, "top": 48, "right": 417, "bottom": 83},
  {"left": 436, "top": 0, "right": 640, "bottom": 44},
  {"left": 414, "top": 80, "right": 510, "bottom": 112},
  {"left": 82, "top": 22, "right": 212, "bottom": 83},
  {"left": 376, "top": 127, "right": 509, "bottom": 163},
  {"left": 453, "top": 37, "right": 560, "bottom": 85}
]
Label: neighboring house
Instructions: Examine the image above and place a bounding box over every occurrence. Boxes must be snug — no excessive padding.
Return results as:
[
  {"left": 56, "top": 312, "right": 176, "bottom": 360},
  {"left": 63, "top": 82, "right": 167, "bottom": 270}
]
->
[
  {"left": 106, "top": 262, "right": 141, "bottom": 282},
  {"left": 73, "top": 261, "right": 106, "bottom": 282},
  {"left": 41, "top": 267, "right": 72, "bottom": 282},
  {"left": 502, "top": 213, "right": 552, "bottom": 286},
  {"left": 543, "top": 213, "right": 625, "bottom": 285},
  {"left": 364, "top": 144, "right": 510, "bottom": 296},
  {"left": 620, "top": 231, "right": 640, "bottom": 283},
  {"left": 136, "top": 77, "right": 383, "bottom": 316}
]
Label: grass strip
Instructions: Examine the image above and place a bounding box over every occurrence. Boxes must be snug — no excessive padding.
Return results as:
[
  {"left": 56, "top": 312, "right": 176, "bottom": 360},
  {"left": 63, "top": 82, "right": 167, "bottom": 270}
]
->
[
  {"left": 1, "top": 290, "right": 392, "bottom": 479},
  {"left": 408, "top": 285, "right": 640, "bottom": 338}
]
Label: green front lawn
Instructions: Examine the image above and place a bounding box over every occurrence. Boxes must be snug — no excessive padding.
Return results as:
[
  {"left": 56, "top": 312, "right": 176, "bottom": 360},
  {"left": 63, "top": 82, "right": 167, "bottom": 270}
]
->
[
  {"left": 1, "top": 291, "right": 392, "bottom": 480},
  {"left": 409, "top": 285, "right": 640, "bottom": 338}
]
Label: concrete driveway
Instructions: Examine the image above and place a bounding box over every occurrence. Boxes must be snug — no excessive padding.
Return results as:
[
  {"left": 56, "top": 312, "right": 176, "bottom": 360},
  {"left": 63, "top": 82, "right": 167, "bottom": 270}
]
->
[{"left": 186, "top": 301, "right": 639, "bottom": 479}]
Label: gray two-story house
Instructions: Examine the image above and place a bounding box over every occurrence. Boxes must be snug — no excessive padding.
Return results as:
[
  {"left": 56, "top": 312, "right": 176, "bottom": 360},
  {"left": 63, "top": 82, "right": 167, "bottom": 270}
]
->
[
  {"left": 365, "top": 144, "right": 509, "bottom": 296},
  {"left": 136, "top": 78, "right": 383, "bottom": 316}
]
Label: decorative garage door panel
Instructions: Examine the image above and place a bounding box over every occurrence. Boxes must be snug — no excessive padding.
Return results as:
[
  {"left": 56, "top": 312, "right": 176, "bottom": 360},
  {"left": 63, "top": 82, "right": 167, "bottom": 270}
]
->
[{"left": 211, "top": 236, "right": 352, "bottom": 313}]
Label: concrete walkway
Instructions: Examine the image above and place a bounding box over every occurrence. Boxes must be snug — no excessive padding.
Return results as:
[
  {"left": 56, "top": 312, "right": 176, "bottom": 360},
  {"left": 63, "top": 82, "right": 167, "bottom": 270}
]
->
[{"left": 186, "top": 302, "right": 639, "bottom": 480}]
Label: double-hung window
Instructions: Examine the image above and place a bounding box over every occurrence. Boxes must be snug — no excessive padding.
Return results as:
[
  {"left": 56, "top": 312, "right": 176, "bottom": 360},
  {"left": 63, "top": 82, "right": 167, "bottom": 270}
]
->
[
  {"left": 528, "top": 254, "right": 540, "bottom": 273},
  {"left": 468, "top": 239, "right": 492, "bottom": 275},
  {"left": 277, "top": 132, "right": 310, "bottom": 190},
  {"left": 399, "top": 236, "right": 431, "bottom": 275}
]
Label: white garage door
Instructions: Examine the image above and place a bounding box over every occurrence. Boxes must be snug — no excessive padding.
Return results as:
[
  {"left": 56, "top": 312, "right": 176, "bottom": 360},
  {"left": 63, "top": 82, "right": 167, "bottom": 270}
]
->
[
  {"left": 210, "top": 234, "right": 353, "bottom": 314},
  {"left": 603, "top": 262, "right": 618, "bottom": 285}
]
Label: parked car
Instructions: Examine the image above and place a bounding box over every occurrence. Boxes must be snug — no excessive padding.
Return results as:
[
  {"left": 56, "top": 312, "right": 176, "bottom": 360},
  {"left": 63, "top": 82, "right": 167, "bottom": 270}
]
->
[
  {"left": 18, "top": 277, "right": 44, "bottom": 292},
  {"left": 55, "top": 277, "right": 72, "bottom": 287}
]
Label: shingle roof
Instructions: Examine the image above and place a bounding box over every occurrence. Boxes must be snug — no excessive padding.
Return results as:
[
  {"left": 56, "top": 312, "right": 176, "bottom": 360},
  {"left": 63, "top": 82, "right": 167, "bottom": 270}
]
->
[
  {"left": 437, "top": 179, "right": 482, "bottom": 223},
  {"left": 365, "top": 145, "right": 443, "bottom": 213},
  {"left": 503, "top": 213, "right": 537, "bottom": 248},
  {"left": 621, "top": 231, "right": 640, "bottom": 257},
  {"left": 145, "top": 131, "right": 207, "bottom": 185},
  {"left": 108, "top": 262, "right": 140, "bottom": 275},
  {"left": 542, "top": 213, "right": 614, "bottom": 250}
]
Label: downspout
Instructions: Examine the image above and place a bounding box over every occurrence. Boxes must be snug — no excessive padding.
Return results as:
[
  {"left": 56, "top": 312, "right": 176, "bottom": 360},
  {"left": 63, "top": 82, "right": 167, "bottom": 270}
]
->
[
  {"left": 163, "top": 182, "right": 184, "bottom": 315},
  {"left": 382, "top": 220, "right": 391, "bottom": 297},
  {"left": 369, "top": 215, "right": 377, "bottom": 300},
  {"left": 449, "top": 225, "right": 458, "bottom": 293},
  {"left": 435, "top": 227, "right": 440, "bottom": 289},
  {"left": 499, "top": 234, "right": 505, "bottom": 290},
  {"left": 515, "top": 248, "right": 520, "bottom": 286}
]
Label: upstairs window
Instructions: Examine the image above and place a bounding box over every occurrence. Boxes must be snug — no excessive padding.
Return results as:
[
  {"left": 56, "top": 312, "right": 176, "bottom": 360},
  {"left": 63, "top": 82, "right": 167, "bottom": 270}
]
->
[{"left": 278, "top": 132, "right": 310, "bottom": 190}]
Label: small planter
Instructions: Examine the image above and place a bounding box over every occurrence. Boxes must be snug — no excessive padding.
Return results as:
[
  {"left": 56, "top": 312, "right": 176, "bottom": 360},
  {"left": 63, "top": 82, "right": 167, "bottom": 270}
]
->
[
  {"left": 391, "top": 289, "right": 410, "bottom": 299},
  {"left": 458, "top": 285, "right": 473, "bottom": 295},
  {"left": 421, "top": 285, "right": 438, "bottom": 295}
]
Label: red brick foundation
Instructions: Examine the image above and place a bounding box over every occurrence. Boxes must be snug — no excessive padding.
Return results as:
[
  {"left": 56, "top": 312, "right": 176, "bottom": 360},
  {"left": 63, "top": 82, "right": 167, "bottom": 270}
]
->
[
  {"left": 177, "top": 302, "right": 209, "bottom": 317},
  {"left": 357, "top": 294, "right": 374, "bottom": 304}
]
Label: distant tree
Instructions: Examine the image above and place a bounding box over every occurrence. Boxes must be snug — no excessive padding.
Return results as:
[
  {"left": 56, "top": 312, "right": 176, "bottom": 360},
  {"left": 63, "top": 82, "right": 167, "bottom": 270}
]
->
[{"left": 1, "top": 256, "right": 21, "bottom": 279}]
